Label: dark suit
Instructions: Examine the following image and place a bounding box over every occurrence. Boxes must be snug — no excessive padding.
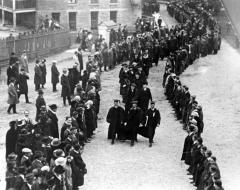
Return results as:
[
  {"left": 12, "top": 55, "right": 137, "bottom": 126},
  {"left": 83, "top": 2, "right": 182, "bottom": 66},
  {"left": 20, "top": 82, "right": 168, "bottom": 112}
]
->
[
  {"left": 34, "top": 64, "right": 42, "bottom": 90},
  {"left": 106, "top": 106, "right": 125, "bottom": 143},
  {"left": 17, "top": 73, "right": 29, "bottom": 103},
  {"left": 128, "top": 107, "right": 143, "bottom": 145},
  {"left": 146, "top": 108, "right": 161, "bottom": 143},
  {"left": 181, "top": 132, "right": 194, "bottom": 165}
]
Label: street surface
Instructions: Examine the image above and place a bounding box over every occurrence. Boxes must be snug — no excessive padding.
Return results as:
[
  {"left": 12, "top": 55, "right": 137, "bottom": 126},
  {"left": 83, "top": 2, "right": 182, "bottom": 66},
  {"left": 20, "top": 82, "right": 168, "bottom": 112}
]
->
[{"left": 0, "top": 5, "right": 239, "bottom": 190}]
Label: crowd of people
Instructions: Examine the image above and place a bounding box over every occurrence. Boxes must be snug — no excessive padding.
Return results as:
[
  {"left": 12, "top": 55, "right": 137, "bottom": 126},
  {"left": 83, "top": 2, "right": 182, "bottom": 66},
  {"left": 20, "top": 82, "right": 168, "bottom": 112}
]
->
[
  {"left": 162, "top": 1, "right": 224, "bottom": 190},
  {"left": 4, "top": 0, "right": 226, "bottom": 189}
]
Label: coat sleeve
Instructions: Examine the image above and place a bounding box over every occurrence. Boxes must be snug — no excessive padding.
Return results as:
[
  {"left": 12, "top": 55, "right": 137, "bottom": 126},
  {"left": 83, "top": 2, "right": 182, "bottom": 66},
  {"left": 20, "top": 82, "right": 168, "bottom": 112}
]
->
[
  {"left": 106, "top": 108, "right": 112, "bottom": 123},
  {"left": 156, "top": 110, "right": 161, "bottom": 125}
]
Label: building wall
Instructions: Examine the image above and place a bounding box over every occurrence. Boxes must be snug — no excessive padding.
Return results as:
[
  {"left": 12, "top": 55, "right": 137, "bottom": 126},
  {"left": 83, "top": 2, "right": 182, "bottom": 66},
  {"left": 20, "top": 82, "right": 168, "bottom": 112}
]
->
[
  {"left": 35, "top": 0, "right": 142, "bottom": 31},
  {"left": 36, "top": 0, "right": 69, "bottom": 28}
]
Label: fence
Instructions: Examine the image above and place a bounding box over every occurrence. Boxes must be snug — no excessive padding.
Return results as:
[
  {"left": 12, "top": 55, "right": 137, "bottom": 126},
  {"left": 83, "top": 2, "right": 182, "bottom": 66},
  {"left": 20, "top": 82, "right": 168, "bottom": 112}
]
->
[{"left": 0, "top": 30, "right": 71, "bottom": 66}]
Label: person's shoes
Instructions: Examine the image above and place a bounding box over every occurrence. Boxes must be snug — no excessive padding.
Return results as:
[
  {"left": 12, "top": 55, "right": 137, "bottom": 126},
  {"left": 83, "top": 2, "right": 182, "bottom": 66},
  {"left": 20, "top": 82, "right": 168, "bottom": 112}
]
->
[
  {"left": 13, "top": 112, "right": 18, "bottom": 114},
  {"left": 130, "top": 142, "right": 134, "bottom": 147},
  {"left": 7, "top": 111, "right": 11, "bottom": 114},
  {"left": 149, "top": 143, "right": 152, "bottom": 147},
  {"left": 111, "top": 141, "right": 114, "bottom": 145},
  {"left": 26, "top": 102, "right": 31, "bottom": 104}
]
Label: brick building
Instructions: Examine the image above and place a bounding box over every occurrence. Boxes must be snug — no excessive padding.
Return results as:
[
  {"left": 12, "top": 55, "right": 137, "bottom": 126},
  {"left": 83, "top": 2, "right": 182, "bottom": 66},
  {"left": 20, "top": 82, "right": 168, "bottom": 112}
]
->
[{"left": 0, "top": 0, "right": 142, "bottom": 31}]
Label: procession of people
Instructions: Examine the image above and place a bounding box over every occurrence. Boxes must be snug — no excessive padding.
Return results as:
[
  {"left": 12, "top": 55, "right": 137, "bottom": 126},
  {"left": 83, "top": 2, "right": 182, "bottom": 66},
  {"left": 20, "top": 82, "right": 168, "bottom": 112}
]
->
[{"left": 4, "top": 0, "right": 225, "bottom": 189}]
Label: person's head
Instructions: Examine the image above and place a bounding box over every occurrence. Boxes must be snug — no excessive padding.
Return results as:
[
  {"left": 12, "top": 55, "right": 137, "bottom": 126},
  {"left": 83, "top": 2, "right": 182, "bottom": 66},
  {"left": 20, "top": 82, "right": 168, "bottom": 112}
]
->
[
  {"left": 200, "top": 146, "right": 207, "bottom": 155},
  {"left": 62, "top": 68, "right": 68, "bottom": 75},
  {"left": 65, "top": 116, "right": 72, "bottom": 124},
  {"left": 150, "top": 101, "right": 155, "bottom": 109},
  {"left": 38, "top": 89, "right": 44, "bottom": 96},
  {"left": 49, "top": 104, "right": 57, "bottom": 112},
  {"left": 114, "top": 100, "right": 120, "bottom": 107},
  {"left": 131, "top": 83, "right": 136, "bottom": 90},
  {"left": 72, "top": 111, "right": 78, "bottom": 119},
  {"left": 24, "top": 110, "right": 30, "bottom": 117},
  {"left": 9, "top": 77, "right": 16, "bottom": 84},
  {"left": 52, "top": 60, "right": 57, "bottom": 66},
  {"left": 9, "top": 120, "right": 17, "bottom": 129},
  {"left": 132, "top": 101, "right": 138, "bottom": 108},
  {"left": 205, "top": 150, "right": 212, "bottom": 158},
  {"left": 135, "top": 73, "right": 140, "bottom": 79},
  {"left": 143, "top": 82, "right": 148, "bottom": 88}
]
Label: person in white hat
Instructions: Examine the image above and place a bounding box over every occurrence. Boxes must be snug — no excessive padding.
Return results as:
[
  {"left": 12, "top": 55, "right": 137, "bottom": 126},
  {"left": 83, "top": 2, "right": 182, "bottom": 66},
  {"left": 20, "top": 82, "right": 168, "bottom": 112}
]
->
[{"left": 20, "top": 148, "right": 32, "bottom": 169}]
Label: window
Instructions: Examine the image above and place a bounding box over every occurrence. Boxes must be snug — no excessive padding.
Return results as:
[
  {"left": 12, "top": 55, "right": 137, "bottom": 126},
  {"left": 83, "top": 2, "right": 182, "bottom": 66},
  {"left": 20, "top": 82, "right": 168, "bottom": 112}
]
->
[
  {"left": 90, "top": 0, "right": 99, "bottom": 4},
  {"left": 52, "top": 13, "right": 60, "bottom": 23},
  {"left": 69, "top": 12, "right": 77, "bottom": 31},
  {"left": 110, "top": 11, "right": 117, "bottom": 23},
  {"left": 91, "top": 11, "right": 98, "bottom": 30},
  {"left": 68, "top": 0, "right": 77, "bottom": 3},
  {"left": 110, "top": 0, "right": 118, "bottom": 3}
]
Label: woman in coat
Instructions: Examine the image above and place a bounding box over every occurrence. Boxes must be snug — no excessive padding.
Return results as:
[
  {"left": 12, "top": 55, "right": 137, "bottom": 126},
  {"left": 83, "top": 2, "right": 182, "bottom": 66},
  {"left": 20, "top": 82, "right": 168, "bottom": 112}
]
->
[
  {"left": 61, "top": 68, "right": 71, "bottom": 106},
  {"left": 51, "top": 61, "right": 60, "bottom": 92},
  {"left": 7, "top": 78, "right": 19, "bottom": 114}
]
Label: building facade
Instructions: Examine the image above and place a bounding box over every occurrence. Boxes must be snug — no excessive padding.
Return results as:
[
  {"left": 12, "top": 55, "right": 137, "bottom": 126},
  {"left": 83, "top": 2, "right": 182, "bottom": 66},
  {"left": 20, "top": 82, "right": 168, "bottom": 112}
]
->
[
  {"left": 37, "top": 0, "right": 142, "bottom": 31},
  {"left": 0, "top": 0, "right": 142, "bottom": 31}
]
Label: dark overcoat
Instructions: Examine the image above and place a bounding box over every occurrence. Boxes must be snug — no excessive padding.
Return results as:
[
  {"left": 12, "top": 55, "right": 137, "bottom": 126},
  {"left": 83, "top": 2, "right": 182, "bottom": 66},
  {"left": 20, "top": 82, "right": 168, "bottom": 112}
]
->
[
  {"left": 61, "top": 74, "right": 71, "bottom": 97},
  {"left": 34, "top": 65, "right": 42, "bottom": 85},
  {"left": 51, "top": 65, "right": 60, "bottom": 84},
  {"left": 106, "top": 106, "right": 125, "bottom": 139},
  {"left": 17, "top": 73, "right": 29, "bottom": 94},
  {"left": 137, "top": 88, "right": 152, "bottom": 113},
  {"left": 181, "top": 133, "right": 194, "bottom": 165},
  {"left": 6, "top": 127, "right": 18, "bottom": 158},
  {"left": 47, "top": 110, "right": 59, "bottom": 138}
]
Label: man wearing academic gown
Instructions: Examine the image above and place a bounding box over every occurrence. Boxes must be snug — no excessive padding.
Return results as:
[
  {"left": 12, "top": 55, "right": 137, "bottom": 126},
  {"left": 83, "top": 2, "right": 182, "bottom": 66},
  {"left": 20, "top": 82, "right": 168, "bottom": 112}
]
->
[
  {"left": 106, "top": 100, "right": 125, "bottom": 144},
  {"left": 181, "top": 125, "right": 195, "bottom": 165},
  {"left": 127, "top": 101, "right": 143, "bottom": 147},
  {"left": 137, "top": 81, "right": 152, "bottom": 114}
]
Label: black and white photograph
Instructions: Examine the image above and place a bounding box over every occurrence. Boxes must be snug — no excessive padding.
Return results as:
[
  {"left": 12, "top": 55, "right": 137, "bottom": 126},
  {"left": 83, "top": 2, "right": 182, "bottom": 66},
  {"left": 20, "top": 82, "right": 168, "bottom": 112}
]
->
[{"left": 0, "top": 0, "right": 239, "bottom": 189}]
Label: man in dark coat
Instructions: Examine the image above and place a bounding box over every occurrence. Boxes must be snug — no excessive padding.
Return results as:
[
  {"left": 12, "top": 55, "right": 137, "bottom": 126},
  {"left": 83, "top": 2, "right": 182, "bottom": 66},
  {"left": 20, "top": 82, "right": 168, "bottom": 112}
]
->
[
  {"left": 127, "top": 101, "right": 143, "bottom": 146},
  {"left": 35, "top": 89, "right": 46, "bottom": 122},
  {"left": 77, "top": 47, "right": 84, "bottom": 73},
  {"left": 34, "top": 60, "right": 42, "bottom": 91},
  {"left": 40, "top": 59, "right": 47, "bottom": 88},
  {"left": 106, "top": 100, "right": 125, "bottom": 144},
  {"left": 125, "top": 83, "right": 138, "bottom": 114},
  {"left": 47, "top": 104, "right": 59, "bottom": 138},
  {"left": 7, "top": 62, "right": 18, "bottom": 85},
  {"left": 17, "top": 68, "right": 30, "bottom": 103},
  {"left": 145, "top": 101, "right": 161, "bottom": 147},
  {"left": 181, "top": 125, "right": 195, "bottom": 165},
  {"left": 61, "top": 68, "right": 71, "bottom": 106},
  {"left": 137, "top": 81, "right": 152, "bottom": 114},
  {"left": 70, "top": 144, "right": 87, "bottom": 189},
  {"left": 51, "top": 61, "right": 60, "bottom": 92},
  {"left": 6, "top": 120, "right": 18, "bottom": 158}
]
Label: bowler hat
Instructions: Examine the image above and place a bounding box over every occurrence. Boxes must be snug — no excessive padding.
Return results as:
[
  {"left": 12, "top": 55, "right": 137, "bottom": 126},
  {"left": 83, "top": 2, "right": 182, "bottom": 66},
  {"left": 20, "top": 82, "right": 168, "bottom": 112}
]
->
[
  {"left": 53, "top": 165, "right": 65, "bottom": 175},
  {"left": 49, "top": 104, "right": 57, "bottom": 110},
  {"left": 50, "top": 138, "right": 61, "bottom": 147},
  {"left": 53, "top": 149, "right": 65, "bottom": 158}
]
